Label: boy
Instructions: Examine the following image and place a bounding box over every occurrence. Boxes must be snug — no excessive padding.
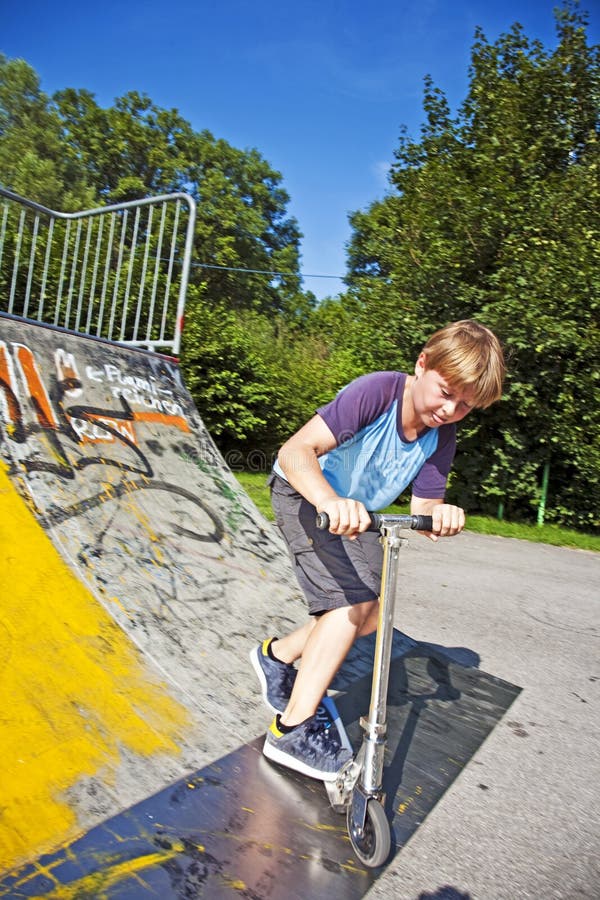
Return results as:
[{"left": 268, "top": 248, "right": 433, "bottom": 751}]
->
[{"left": 250, "top": 320, "right": 505, "bottom": 781}]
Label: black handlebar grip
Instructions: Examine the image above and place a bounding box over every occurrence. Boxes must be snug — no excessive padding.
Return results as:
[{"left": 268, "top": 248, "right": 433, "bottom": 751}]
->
[
  {"left": 316, "top": 512, "right": 434, "bottom": 532},
  {"left": 412, "top": 515, "right": 433, "bottom": 531},
  {"left": 315, "top": 511, "right": 330, "bottom": 530}
]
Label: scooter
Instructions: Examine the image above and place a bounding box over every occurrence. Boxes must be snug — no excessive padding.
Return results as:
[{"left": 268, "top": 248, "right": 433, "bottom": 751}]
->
[{"left": 315, "top": 511, "right": 433, "bottom": 868}]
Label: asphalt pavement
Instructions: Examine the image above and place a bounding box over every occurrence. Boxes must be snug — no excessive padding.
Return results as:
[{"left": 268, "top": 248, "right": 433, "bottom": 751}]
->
[{"left": 367, "top": 529, "right": 599, "bottom": 900}]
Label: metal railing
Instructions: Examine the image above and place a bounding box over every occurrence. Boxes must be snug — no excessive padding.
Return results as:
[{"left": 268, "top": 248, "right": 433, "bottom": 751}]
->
[{"left": 0, "top": 187, "right": 197, "bottom": 355}]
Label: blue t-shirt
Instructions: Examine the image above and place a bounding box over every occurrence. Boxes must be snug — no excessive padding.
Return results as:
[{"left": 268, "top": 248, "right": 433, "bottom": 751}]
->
[{"left": 274, "top": 371, "right": 456, "bottom": 510}]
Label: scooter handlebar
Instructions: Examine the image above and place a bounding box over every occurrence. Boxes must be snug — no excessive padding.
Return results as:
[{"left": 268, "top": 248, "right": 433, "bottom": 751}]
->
[{"left": 315, "top": 511, "right": 434, "bottom": 532}]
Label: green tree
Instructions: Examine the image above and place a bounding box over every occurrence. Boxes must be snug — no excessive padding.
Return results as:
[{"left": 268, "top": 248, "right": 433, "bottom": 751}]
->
[
  {"left": 181, "top": 290, "right": 335, "bottom": 461},
  {"left": 54, "top": 88, "right": 306, "bottom": 316},
  {"left": 345, "top": 1, "right": 599, "bottom": 530},
  {"left": 0, "top": 55, "right": 92, "bottom": 208}
]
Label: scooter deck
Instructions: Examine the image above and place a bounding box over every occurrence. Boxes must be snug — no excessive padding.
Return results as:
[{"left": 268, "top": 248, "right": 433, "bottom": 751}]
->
[{"left": 0, "top": 636, "right": 520, "bottom": 898}]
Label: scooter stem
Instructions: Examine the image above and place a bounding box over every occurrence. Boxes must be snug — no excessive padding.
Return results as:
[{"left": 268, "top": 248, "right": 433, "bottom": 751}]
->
[{"left": 360, "top": 525, "right": 405, "bottom": 795}]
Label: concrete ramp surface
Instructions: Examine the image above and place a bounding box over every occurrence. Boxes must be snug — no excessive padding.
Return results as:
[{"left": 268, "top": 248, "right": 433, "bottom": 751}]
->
[{"left": 0, "top": 314, "right": 307, "bottom": 874}]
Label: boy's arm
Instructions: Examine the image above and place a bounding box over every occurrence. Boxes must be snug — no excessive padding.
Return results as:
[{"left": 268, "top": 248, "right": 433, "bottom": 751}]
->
[
  {"left": 411, "top": 495, "right": 465, "bottom": 542},
  {"left": 277, "top": 414, "right": 372, "bottom": 536}
]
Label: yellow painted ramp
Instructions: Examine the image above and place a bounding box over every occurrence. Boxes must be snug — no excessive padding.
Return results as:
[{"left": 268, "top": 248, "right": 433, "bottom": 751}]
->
[
  {"left": 0, "top": 314, "right": 305, "bottom": 874},
  {"left": 0, "top": 463, "right": 188, "bottom": 868}
]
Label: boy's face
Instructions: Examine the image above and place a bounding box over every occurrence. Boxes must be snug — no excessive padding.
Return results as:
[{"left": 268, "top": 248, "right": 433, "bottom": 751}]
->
[{"left": 413, "top": 354, "right": 475, "bottom": 428}]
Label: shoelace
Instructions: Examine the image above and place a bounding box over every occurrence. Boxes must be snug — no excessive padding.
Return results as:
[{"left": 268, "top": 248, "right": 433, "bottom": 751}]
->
[{"left": 305, "top": 717, "right": 343, "bottom": 757}]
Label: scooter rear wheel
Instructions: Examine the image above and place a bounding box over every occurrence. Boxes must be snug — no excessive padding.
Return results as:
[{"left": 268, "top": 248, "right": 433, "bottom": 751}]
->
[{"left": 347, "top": 797, "right": 391, "bottom": 867}]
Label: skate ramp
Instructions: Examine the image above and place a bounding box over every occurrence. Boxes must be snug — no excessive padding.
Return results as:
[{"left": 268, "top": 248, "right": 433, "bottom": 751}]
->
[
  {"left": 0, "top": 314, "right": 521, "bottom": 895},
  {"left": 0, "top": 313, "right": 307, "bottom": 873}
]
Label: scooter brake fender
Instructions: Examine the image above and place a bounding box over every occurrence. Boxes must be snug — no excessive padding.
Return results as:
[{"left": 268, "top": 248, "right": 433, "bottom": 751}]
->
[
  {"left": 349, "top": 782, "right": 386, "bottom": 834},
  {"left": 325, "top": 755, "right": 362, "bottom": 812}
]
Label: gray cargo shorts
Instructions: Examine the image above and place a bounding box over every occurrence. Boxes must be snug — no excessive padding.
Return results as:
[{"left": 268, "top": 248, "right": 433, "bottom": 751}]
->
[{"left": 268, "top": 473, "right": 383, "bottom": 615}]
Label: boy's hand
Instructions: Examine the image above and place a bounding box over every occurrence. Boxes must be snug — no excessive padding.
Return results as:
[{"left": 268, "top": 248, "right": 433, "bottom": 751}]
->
[
  {"left": 317, "top": 496, "right": 371, "bottom": 539},
  {"left": 426, "top": 503, "right": 465, "bottom": 541}
]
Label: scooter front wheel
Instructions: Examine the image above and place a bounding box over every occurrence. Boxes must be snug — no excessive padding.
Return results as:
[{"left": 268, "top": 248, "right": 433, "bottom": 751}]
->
[{"left": 347, "top": 797, "right": 391, "bottom": 868}]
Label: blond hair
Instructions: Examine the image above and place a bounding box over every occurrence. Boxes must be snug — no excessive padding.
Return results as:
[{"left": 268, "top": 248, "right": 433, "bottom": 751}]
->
[{"left": 421, "top": 320, "right": 505, "bottom": 408}]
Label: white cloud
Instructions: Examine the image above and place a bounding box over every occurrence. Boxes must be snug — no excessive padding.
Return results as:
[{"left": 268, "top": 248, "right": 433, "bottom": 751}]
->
[{"left": 373, "top": 160, "right": 392, "bottom": 187}]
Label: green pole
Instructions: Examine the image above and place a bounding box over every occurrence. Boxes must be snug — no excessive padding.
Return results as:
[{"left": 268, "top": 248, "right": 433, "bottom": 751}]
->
[
  {"left": 497, "top": 500, "right": 504, "bottom": 520},
  {"left": 537, "top": 460, "right": 550, "bottom": 527}
]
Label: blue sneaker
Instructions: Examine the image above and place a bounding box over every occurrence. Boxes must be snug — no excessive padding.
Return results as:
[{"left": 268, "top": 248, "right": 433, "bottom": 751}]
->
[
  {"left": 263, "top": 713, "right": 353, "bottom": 782},
  {"left": 250, "top": 639, "right": 297, "bottom": 713}
]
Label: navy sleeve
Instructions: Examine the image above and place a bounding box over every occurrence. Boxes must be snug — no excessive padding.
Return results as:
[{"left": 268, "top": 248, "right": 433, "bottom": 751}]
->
[
  {"left": 317, "top": 371, "right": 404, "bottom": 444},
  {"left": 412, "top": 424, "right": 457, "bottom": 499}
]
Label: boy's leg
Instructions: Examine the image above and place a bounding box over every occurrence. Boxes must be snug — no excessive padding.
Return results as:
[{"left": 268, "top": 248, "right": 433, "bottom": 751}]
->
[
  {"left": 261, "top": 599, "right": 377, "bottom": 781},
  {"left": 271, "top": 618, "right": 317, "bottom": 665},
  {"left": 280, "top": 599, "right": 377, "bottom": 727},
  {"left": 249, "top": 620, "right": 316, "bottom": 714},
  {"left": 273, "top": 598, "right": 379, "bottom": 667},
  {"left": 252, "top": 600, "right": 377, "bottom": 716},
  {"left": 258, "top": 479, "right": 383, "bottom": 777}
]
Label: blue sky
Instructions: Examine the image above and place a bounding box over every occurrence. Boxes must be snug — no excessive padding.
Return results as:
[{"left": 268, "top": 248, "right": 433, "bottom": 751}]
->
[{"left": 2, "top": 0, "right": 598, "bottom": 300}]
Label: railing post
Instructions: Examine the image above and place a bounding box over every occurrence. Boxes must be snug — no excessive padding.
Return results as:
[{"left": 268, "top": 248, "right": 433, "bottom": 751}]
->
[{"left": 537, "top": 460, "right": 550, "bottom": 528}]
